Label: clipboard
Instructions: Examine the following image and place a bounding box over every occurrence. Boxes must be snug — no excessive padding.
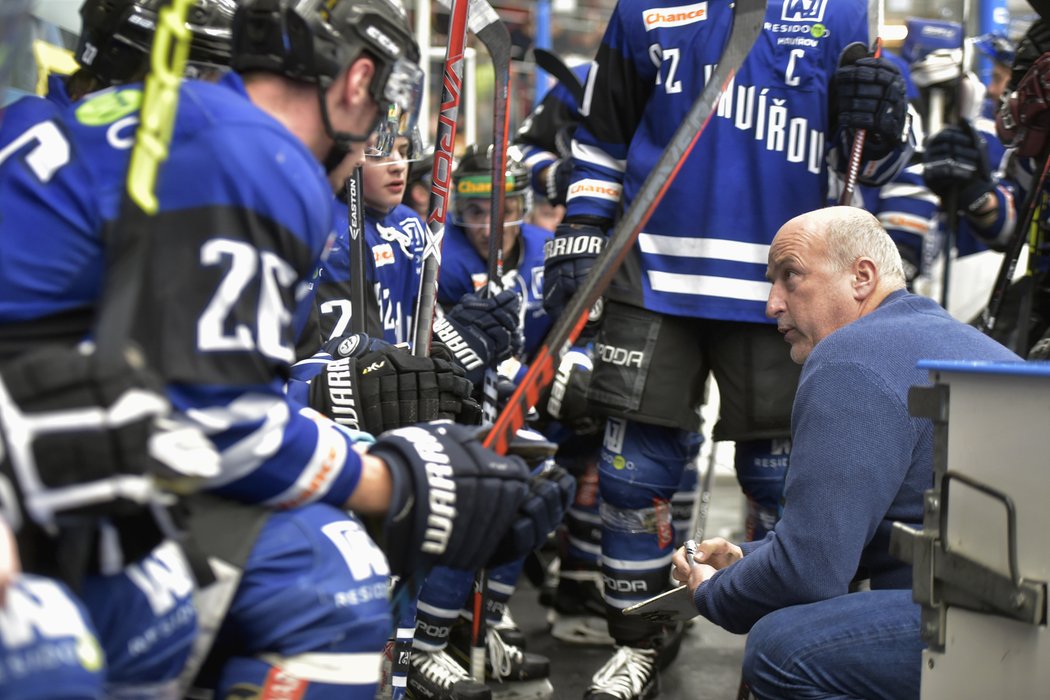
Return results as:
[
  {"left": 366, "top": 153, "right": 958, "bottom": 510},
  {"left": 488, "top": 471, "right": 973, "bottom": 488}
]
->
[{"left": 622, "top": 584, "right": 699, "bottom": 624}]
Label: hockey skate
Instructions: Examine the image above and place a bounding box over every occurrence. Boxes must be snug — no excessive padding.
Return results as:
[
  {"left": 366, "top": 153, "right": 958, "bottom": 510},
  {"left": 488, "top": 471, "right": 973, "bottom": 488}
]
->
[
  {"left": 491, "top": 606, "right": 527, "bottom": 650},
  {"left": 407, "top": 647, "right": 491, "bottom": 700},
  {"left": 544, "top": 575, "right": 614, "bottom": 647},
  {"left": 448, "top": 621, "right": 554, "bottom": 700},
  {"left": 583, "top": 646, "right": 659, "bottom": 700}
]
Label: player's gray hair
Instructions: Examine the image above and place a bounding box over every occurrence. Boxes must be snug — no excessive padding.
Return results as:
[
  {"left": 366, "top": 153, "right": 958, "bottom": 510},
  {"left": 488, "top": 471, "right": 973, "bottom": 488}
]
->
[{"left": 823, "top": 208, "right": 907, "bottom": 290}]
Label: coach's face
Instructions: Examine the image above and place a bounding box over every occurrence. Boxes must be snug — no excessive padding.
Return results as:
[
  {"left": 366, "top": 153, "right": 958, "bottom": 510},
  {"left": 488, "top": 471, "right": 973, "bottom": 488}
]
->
[{"left": 764, "top": 219, "right": 856, "bottom": 364}]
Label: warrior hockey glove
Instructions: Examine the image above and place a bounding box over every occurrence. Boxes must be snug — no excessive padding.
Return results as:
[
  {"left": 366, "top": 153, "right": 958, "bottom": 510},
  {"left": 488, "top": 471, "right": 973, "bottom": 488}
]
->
[
  {"left": 998, "top": 52, "right": 1050, "bottom": 158},
  {"left": 368, "top": 421, "right": 573, "bottom": 575},
  {"left": 432, "top": 289, "right": 523, "bottom": 386},
  {"left": 833, "top": 55, "right": 909, "bottom": 160},
  {"left": 309, "top": 337, "right": 479, "bottom": 434},
  {"left": 536, "top": 347, "right": 602, "bottom": 437},
  {"left": 923, "top": 122, "right": 997, "bottom": 217},
  {"left": 543, "top": 158, "right": 574, "bottom": 207},
  {"left": 544, "top": 222, "right": 606, "bottom": 320}
]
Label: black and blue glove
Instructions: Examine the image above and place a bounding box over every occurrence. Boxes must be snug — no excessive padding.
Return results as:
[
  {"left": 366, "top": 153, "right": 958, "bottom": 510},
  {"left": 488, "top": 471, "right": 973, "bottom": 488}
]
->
[
  {"left": 536, "top": 347, "right": 602, "bottom": 436},
  {"left": 368, "top": 422, "right": 574, "bottom": 576},
  {"left": 833, "top": 54, "right": 909, "bottom": 160},
  {"left": 543, "top": 157, "right": 574, "bottom": 206},
  {"left": 923, "top": 122, "right": 996, "bottom": 217},
  {"left": 309, "top": 335, "right": 479, "bottom": 434},
  {"left": 543, "top": 222, "right": 606, "bottom": 320},
  {"left": 433, "top": 289, "right": 523, "bottom": 386}
]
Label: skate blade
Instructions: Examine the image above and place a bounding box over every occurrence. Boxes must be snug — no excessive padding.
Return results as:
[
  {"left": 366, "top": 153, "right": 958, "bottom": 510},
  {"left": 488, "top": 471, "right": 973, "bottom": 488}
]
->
[
  {"left": 547, "top": 611, "right": 615, "bottom": 647},
  {"left": 489, "top": 679, "right": 554, "bottom": 700}
]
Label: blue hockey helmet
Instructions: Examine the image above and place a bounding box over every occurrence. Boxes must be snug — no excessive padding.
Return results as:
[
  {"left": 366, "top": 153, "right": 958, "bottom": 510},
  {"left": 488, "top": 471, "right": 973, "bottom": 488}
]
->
[
  {"left": 974, "top": 33, "right": 1017, "bottom": 68},
  {"left": 76, "top": 0, "right": 236, "bottom": 85}
]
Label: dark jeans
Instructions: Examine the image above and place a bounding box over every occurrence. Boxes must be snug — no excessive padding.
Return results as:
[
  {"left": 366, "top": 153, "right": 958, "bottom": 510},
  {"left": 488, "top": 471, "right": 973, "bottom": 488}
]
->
[{"left": 742, "top": 589, "right": 924, "bottom": 700}]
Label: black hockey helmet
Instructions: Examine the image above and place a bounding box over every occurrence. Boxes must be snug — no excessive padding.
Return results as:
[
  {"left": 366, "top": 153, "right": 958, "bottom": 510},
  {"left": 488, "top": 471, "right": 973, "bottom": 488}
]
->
[
  {"left": 76, "top": 0, "right": 236, "bottom": 85},
  {"left": 231, "top": 0, "right": 423, "bottom": 145},
  {"left": 452, "top": 145, "right": 532, "bottom": 226}
]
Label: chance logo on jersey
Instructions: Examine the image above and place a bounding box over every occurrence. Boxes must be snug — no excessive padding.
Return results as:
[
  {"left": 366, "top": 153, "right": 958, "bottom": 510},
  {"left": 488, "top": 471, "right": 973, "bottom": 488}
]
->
[
  {"left": 643, "top": 2, "right": 708, "bottom": 30},
  {"left": 781, "top": 0, "right": 827, "bottom": 22}
]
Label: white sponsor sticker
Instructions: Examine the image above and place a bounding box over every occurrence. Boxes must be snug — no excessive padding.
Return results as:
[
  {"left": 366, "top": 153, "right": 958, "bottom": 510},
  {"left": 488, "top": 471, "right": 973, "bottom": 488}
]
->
[
  {"left": 643, "top": 2, "right": 708, "bottom": 30},
  {"left": 780, "top": 0, "right": 827, "bottom": 23}
]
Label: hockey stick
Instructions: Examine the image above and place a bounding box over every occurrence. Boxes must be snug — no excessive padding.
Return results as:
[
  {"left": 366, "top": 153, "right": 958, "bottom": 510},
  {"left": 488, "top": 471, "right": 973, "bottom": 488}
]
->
[
  {"left": 463, "top": 0, "right": 512, "bottom": 682},
  {"left": 411, "top": 0, "right": 470, "bottom": 358},
  {"left": 978, "top": 148, "right": 1050, "bottom": 336},
  {"left": 838, "top": 38, "right": 882, "bottom": 206},
  {"left": 433, "top": 0, "right": 515, "bottom": 679},
  {"left": 533, "top": 47, "right": 585, "bottom": 105},
  {"left": 431, "top": 0, "right": 512, "bottom": 423},
  {"left": 482, "top": 0, "right": 768, "bottom": 456},
  {"left": 346, "top": 167, "right": 368, "bottom": 334}
]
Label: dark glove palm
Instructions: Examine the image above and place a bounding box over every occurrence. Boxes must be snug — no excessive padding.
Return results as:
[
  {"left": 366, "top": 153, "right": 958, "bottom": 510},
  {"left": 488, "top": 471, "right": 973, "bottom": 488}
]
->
[
  {"left": 834, "top": 56, "right": 909, "bottom": 160},
  {"left": 923, "top": 123, "right": 995, "bottom": 213},
  {"left": 544, "top": 223, "right": 606, "bottom": 320},
  {"left": 433, "top": 290, "right": 523, "bottom": 386}
]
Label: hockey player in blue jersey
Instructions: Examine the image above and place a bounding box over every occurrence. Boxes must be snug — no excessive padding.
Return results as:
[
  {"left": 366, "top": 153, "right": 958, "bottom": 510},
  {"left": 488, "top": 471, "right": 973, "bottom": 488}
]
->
[
  {"left": 0, "top": 2, "right": 232, "bottom": 697},
  {"left": 0, "top": 1, "right": 572, "bottom": 698},
  {"left": 0, "top": 5, "right": 109, "bottom": 696},
  {"left": 405, "top": 148, "right": 559, "bottom": 700},
  {"left": 513, "top": 60, "right": 626, "bottom": 648},
  {"left": 542, "top": 2, "right": 912, "bottom": 697}
]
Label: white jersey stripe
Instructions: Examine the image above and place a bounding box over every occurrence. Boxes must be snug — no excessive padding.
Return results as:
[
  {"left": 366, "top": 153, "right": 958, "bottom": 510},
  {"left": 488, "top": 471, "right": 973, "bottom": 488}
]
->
[
  {"left": 648, "top": 270, "right": 772, "bottom": 302},
  {"left": 601, "top": 552, "right": 673, "bottom": 571},
  {"left": 200, "top": 396, "right": 289, "bottom": 487},
  {"left": 571, "top": 140, "right": 627, "bottom": 173},
  {"left": 259, "top": 652, "right": 383, "bottom": 684},
  {"left": 523, "top": 149, "right": 557, "bottom": 169},
  {"left": 638, "top": 233, "right": 769, "bottom": 263},
  {"left": 262, "top": 410, "right": 349, "bottom": 508},
  {"left": 880, "top": 183, "right": 938, "bottom": 204}
]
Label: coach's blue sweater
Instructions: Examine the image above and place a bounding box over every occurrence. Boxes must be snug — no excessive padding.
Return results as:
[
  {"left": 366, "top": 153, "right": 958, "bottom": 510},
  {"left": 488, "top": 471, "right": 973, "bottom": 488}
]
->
[{"left": 694, "top": 290, "right": 1020, "bottom": 634}]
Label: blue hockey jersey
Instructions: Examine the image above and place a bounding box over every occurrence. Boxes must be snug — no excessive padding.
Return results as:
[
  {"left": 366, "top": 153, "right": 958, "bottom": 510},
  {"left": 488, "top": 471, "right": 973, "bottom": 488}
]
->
[
  {"left": 316, "top": 201, "right": 426, "bottom": 345},
  {"left": 438, "top": 221, "right": 552, "bottom": 360},
  {"left": 566, "top": 0, "right": 895, "bottom": 323},
  {"left": 0, "top": 73, "right": 365, "bottom": 509}
]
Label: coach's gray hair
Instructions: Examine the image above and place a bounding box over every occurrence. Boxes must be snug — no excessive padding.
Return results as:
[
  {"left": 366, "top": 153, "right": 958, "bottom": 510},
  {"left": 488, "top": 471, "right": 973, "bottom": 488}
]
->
[{"left": 822, "top": 207, "right": 907, "bottom": 290}]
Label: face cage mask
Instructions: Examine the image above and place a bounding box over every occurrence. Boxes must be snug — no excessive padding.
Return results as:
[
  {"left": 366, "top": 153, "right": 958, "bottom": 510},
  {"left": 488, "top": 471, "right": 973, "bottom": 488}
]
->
[
  {"left": 366, "top": 58, "right": 424, "bottom": 158},
  {"left": 450, "top": 196, "right": 529, "bottom": 230},
  {"left": 323, "top": 54, "right": 422, "bottom": 172}
]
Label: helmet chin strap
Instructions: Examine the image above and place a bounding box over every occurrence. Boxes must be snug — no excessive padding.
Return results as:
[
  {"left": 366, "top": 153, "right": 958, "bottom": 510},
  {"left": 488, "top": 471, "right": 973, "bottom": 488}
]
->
[{"left": 317, "top": 84, "right": 380, "bottom": 173}]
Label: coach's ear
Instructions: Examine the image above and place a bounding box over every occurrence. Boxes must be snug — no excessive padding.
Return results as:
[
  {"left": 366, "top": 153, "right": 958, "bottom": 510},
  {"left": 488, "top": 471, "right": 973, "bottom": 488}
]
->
[{"left": 852, "top": 256, "right": 877, "bottom": 301}]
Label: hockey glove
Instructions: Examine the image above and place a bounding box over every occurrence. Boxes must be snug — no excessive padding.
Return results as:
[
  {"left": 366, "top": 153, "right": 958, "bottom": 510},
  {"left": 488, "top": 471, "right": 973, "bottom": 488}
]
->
[
  {"left": 998, "top": 52, "right": 1050, "bottom": 158},
  {"left": 0, "top": 344, "right": 220, "bottom": 579},
  {"left": 833, "top": 55, "right": 909, "bottom": 160},
  {"left": 536, "top": 348, "right": 602, "bottom": 437},
  {"left": 493, "top": 460, "right": 576, "bottom": 567},
  {"left": 367, "top": 422, "right": 530, "bottom": 575},
  {"left": 1009, "top": 20, "right": 1050, "bottom": 91},
  {"left": 544, "top": 222, "right": 606, "bottom": 320},
  {"left": 309, "top": 341, "right": 478, "bottom": 434},
  {"left": 923, "top": 122, "right": 997, "bottom": 216},
  {"left": 543, "top": 158, "right": 574, "bottom": 207},
  {"left": 432, "top": 289, "right": 523, "bottom": 386}
]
